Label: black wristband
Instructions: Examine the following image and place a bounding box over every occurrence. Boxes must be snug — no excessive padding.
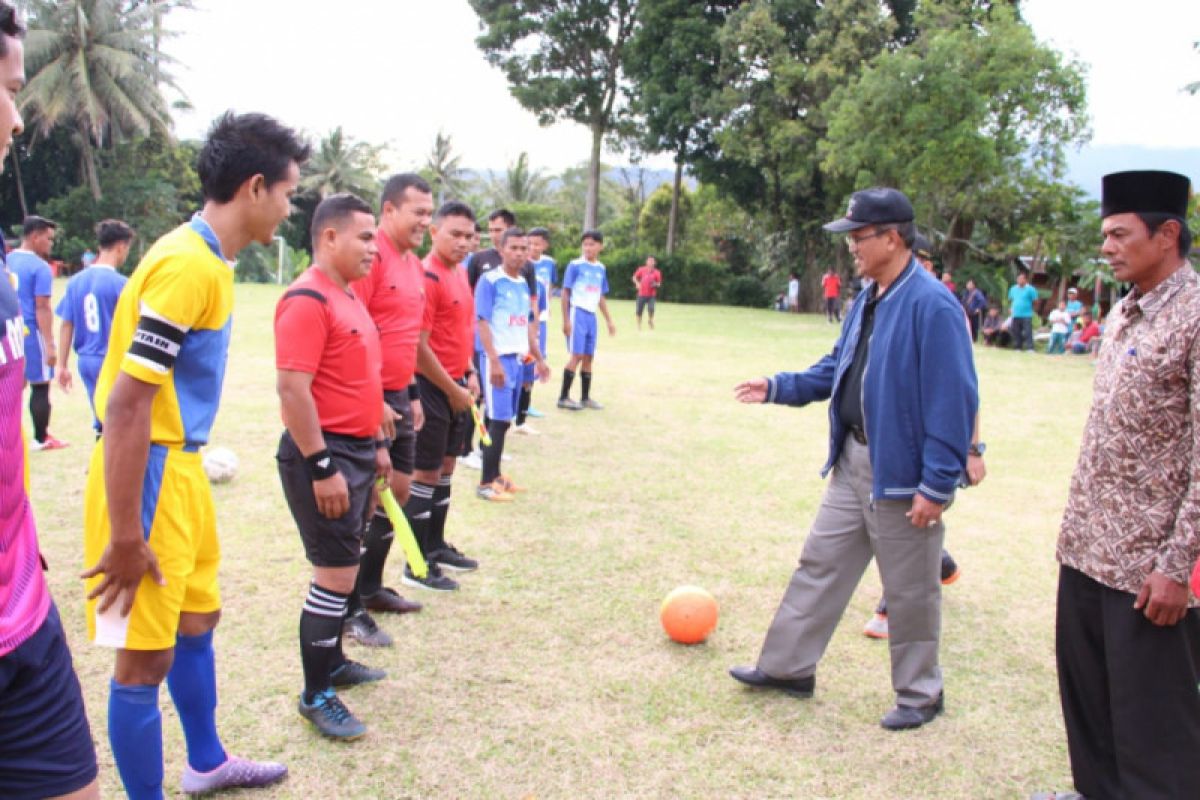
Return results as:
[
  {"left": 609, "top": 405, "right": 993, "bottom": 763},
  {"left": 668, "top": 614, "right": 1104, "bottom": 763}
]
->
[
  {"left": 407, "top": 383, "right": 420, "bottom": 401},
  {"left": 375, "top": 439, "right": 389, "bottom": 449},
  {"left": 305, "top": 449, "right": 338, "bottom": 480}
]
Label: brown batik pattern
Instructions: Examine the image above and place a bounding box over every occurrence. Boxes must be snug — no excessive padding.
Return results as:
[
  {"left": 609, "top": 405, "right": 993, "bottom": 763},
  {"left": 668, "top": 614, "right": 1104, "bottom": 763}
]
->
[{"left": 1057, "top": 264, "right": 1200, "bottom": 598}]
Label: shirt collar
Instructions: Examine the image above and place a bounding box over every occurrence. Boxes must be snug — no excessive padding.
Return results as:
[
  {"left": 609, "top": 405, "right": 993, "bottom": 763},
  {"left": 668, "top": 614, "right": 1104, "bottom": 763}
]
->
[
  {"left": 189, "top": 213, "right": 227, "bottom": 262},
  {"left": 1119, "top": 262, "right": 1193, "bottom": 323}
]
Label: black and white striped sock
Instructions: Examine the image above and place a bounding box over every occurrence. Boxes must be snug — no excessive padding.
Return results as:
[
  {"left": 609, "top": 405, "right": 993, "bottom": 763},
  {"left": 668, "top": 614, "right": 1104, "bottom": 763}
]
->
[{"left": 299, "top": 583, "right": 348, "bottom": 702}]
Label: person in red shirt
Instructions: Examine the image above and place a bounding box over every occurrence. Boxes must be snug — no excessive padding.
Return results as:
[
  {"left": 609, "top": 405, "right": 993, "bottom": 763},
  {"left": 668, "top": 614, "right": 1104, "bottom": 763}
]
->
[
  {"left": 632, "top": 255, "right": 662, "bottom": 330},
  {"left": 275, "top": 193, "right": 392, "bottom": 741},
  {"left": 412, "top": 201, "right": 482, "bottom": 578},
  {"left": 821, "top": 267, "right": 842, "bottom": 323},
  {"left": 345, "top": 174, "right": 433, "bottom": 645},
  {"left": 1069, "top": 310, "right": 1101, "bottom": 355}
]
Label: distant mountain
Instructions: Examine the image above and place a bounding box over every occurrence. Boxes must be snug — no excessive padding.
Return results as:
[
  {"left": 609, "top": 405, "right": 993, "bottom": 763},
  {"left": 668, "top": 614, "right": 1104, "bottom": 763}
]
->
[{"left": 1065, "top": 145, "right": 1200, "bottom": 197}]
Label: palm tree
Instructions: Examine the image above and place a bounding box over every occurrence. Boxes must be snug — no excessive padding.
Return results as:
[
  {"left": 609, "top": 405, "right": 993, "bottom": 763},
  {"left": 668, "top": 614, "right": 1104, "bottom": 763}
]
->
[
  {"left": 423, "top": 130, "right": 466, "bottom": 206},
  {"left": 19, "top": 0, "right": 182, "bottom": 200},
  {"left": 300, "top": 127, "right": 385, "bottom": 202},
  {"left": 490, "top": 152, "right": 551, "bottom": 206}
]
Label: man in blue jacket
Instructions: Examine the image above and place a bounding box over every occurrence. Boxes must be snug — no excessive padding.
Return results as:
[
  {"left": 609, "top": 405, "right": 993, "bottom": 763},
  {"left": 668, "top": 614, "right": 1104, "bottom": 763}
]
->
[{"left": 728, "top": 187, "right": 978, "bottom": 731}]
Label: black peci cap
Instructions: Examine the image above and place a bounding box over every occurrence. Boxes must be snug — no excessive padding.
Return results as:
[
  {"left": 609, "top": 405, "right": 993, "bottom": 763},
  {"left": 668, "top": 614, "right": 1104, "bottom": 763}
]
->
[
  {"left": 823, "top": 188, "right": 914, "bottom": 233},
  {"left": 1100, "top": 170, "right": 1191, "bottom": 219},
  {"left": 913, "top": 233, "right": 933, "bottom": 260}
]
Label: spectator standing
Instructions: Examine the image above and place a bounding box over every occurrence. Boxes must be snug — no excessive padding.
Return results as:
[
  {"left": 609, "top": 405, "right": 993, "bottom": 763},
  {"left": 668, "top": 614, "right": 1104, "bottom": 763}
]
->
[
  {"left": 1046, "top": 300, "right": 1070, "bottom": 354},
  {"left": 962, "top": 279, "right": 987, "bottom": 342},
  {"left": 787, "top": 272, "right": 800, "bottom": 313},
  {"left": 821, "top": 268, "right": 841, "bottom": 323},
  {"left": 1007, "top": 271, "right": 1037, "bottom": 351}
]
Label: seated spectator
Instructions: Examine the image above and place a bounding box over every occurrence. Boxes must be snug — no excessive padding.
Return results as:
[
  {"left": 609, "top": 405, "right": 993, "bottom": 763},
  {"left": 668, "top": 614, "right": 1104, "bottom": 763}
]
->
[
  {"left": 1068, "top": 311, "right": 1101, "bottom": 354},
  {"left": 981, "top": 306, "right": 1004, "bottom": 347},
  {"left": 1046, "top": 300, "right": 1070, "bottom": 354}
]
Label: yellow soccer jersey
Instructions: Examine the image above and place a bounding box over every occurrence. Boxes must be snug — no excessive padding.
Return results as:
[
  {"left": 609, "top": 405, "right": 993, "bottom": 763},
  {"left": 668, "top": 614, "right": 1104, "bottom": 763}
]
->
[{"left": 93, "top": 217, "right": 233, "bottom": 449}]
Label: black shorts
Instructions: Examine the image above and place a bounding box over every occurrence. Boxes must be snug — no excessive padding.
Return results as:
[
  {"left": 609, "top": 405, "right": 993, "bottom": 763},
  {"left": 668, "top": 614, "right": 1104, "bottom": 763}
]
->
[
  {"left": 636, "top": 295, "right": 656, "bottom": 315},
  {"left": 414, "top": 374, "right": 469, "bottom": 471},
  {"left": 384, "top": 389, "right": 416, "bottom": 475},
  {"left": 0, "top": 603, "right": 98, "bottom": 799},
  {"left": 277, "top": 430, "right": 377, "bottom": 568}
]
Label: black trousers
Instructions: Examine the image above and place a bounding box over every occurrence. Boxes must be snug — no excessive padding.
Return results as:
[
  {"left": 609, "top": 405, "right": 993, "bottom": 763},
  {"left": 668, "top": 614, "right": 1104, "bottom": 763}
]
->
[{"left": 1056, "top": 565, "right": 1200, "bottom": 800}]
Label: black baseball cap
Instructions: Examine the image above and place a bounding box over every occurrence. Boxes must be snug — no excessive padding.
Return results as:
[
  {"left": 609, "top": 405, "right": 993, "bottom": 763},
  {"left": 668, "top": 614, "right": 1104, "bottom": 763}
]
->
[
  {"left": 823, "top": 187, "right": 914, "bottom": 233},
  {"left": 1101, "top": 170, "right": 1191, "bottom": 219}
]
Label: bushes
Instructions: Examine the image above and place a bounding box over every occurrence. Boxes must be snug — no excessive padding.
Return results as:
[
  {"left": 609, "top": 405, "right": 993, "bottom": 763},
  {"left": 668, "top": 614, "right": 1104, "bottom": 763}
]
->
[{"left": 594, "top": 250, "right": 766, "bottom": 305}]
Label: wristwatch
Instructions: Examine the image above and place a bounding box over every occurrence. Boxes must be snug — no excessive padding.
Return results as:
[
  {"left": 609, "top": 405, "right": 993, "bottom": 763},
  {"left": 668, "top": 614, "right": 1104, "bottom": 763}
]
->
[{"left": 968, "top": 442, "right": 986, "bottom": 457}]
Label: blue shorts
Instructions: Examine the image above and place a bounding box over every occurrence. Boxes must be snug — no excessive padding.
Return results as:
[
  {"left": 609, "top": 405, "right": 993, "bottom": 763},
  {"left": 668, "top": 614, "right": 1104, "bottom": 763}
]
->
[
  {"left": 22, "top": 327, "right": 52, "bottom": 384},
  {"left": 78, "top": 353, "right": 104, "bottom": 431},
  {"left": 483, "top": 353, "right": 522, "bottom": 423},
  {"left": 569, "top": 307, "right": 597, "bottom": 357},
  {"left": 523, "top": 322, "right": 548, "bottom": 384},
  {"left": 0, "top": 603, "right": 98, "bottom": 799}
]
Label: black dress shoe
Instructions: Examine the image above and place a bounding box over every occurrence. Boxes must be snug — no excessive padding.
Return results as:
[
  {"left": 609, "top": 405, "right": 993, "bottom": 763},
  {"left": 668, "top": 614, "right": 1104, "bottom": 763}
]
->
[
  {"left": 363, "top": 587, "right": 423, "bottom": 614},
  {"left": 880, "top": 692, "right": 944, "bottom": 731},
  {"left": 728, "top": 665, "right": 814, "bottom": 698}
]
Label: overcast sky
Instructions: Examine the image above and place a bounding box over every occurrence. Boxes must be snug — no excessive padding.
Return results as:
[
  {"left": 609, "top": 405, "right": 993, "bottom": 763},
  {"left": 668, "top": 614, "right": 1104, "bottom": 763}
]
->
[{"left": 165, "top": 0, "right": 1200, "bottom": 174}]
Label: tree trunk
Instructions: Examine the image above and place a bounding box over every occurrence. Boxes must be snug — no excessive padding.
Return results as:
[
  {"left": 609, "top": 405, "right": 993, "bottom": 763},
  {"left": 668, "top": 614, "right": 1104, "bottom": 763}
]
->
[
  {"left": 584, "top": 123, "right": 603, "bottom": 230},
  {"left": 79, "top": 132, "right": 102, "bottom": 200},
  {"left": 666, "top": 159, "right": 682, "bottom": 257},
  {"left": 10, "top": 144, "right": 27, "bottom": 219}
]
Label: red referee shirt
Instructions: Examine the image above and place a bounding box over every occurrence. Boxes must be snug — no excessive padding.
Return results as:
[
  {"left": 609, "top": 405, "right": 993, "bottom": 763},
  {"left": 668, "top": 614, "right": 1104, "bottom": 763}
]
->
[
  {"left": 275, "top": 267, "right": 383, "bottom": 438},
  {"left": 352, "top": 229, "right": 424, "bottom": 391},
  {"left": 420, "top": 251, "right": 474, "bottom": 380}
]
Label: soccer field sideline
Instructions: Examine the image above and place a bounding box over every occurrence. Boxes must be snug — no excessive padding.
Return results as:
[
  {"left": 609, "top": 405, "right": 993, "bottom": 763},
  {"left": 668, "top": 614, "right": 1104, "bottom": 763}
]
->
[{"left": 29, "top": 281, "right": 1095, "bottom": 798}]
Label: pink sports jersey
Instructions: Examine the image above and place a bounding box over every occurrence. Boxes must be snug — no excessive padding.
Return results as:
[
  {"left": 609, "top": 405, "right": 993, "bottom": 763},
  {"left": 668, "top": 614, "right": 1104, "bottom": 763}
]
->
[{"left": 0, "top": 267, "right": 50, "bottom": 657}]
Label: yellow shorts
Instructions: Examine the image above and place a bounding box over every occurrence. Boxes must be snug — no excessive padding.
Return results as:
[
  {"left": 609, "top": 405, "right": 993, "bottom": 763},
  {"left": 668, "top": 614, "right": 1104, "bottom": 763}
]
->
[{"left": 84, "top": 442, "right": 221, "bottom": 650}]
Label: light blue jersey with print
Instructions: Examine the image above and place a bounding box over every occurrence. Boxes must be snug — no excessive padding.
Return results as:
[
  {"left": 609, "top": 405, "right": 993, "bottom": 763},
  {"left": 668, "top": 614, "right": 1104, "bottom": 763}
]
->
[
  {"left": 476, "top": 269, "right": 533, "bottom": 356},
  {"left": 532, "top": 256, "right": 557, "bottom": 322},
  {"left": 563, "top": 258, "right": 608, "bottom": 313},
  {"left": 1008, "top": 284, "right": 1038, "bottom": 318},
  {"left": 7, "top": 250, "right": 52, "bottom": 326},
  {"left": 56, "top": 265, "right": 128, "bottom": 358}
]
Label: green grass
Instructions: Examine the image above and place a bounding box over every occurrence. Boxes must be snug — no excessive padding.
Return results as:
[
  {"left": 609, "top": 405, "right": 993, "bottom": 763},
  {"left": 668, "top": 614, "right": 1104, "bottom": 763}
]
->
[{"left": 31, "top": 282, "right": 1095, "bottom": 799}]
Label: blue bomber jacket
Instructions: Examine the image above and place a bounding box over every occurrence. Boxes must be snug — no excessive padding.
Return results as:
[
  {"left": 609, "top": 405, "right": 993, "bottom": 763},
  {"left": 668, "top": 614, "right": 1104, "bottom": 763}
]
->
[{"left": 765, "top": 259, "right": 977, "bottom": 505}]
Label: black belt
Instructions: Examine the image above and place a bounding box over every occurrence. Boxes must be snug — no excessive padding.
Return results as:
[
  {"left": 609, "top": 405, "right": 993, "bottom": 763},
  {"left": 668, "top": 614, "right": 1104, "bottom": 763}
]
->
[{"left": 847, "top": 427, "right": 867, "bottom": 445}]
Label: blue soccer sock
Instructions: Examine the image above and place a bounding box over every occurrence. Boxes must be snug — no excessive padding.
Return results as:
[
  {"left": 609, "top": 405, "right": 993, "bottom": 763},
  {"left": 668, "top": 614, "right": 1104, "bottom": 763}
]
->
[
  {"left": 166, "top": 631, "right": 228, "bottom": 773},
  {"left": 109, "top": 679, "right": 164, "bottom": 800}
]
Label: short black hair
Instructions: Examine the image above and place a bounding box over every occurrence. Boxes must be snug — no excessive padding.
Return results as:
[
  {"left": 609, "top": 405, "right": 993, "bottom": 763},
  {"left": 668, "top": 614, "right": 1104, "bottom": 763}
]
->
[
  {"left": 197, "top": 111, "right": 310, "bottom": 203},
  {"left": 96, "top": 219, "right": 134, "bottom": 249},
  {"left": 0, "top": 3, "right": 25, "bottom": 58},
  {"left": 433, "top": 200, "right": 476, "bottom": 224},
  {"left": 21, "top": 215, "right": 56, "bottom": 237},
  {"left": 581, "top": 229, "right": 603, "bottom": 244},
  {"left": 1137, "top": 212, "right": 1192, "bottom": 258},
  {"left": 310, "top": 192, "right": 374, "bottom": 247},
  {"left": 500, "top": 226, "right": 527, "bottom": 247},
  {"left": 488, "top": 209, "right": 516, "bottom": 227},
  {"left": 528, "top": 226, "right": 550, "bottom": 241},
  {"left": 380, "top": 173, "right": 432, "bottom": 210}
]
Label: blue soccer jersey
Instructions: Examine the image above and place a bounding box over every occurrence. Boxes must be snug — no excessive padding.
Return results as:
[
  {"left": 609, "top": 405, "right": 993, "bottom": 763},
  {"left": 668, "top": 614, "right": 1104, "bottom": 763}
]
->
[
  {"left": 7, "top": 250, "right": 52, "bottom": 328},
  {"left": 475, "top": 269, "right": 532, "bottom": 357},
  {"left": 532, "top": 256, "right": 557, "bottom": 322},
  {"left": 563, "top": 258, "right": 608, "bottom": 313},
  {"left": 56, "top": 265, "right": 127, "bottom": 359}
]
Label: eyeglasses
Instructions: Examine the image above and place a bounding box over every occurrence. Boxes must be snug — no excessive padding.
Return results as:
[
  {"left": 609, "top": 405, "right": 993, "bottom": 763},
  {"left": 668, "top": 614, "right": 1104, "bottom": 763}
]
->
[{"left": 844, "top": 229, "right": 892, "bottom": 249}]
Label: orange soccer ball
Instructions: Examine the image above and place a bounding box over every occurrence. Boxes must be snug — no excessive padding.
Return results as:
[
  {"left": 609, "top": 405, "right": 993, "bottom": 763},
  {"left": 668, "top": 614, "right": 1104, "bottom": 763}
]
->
[{"left": 660, "top": 586, "right": 719, "bottom": 644}]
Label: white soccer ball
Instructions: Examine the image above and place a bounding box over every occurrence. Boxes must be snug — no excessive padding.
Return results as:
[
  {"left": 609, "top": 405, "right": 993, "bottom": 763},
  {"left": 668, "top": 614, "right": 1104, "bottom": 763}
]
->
[{"left": 202, "top": 446, "right": 239, "bottom": 484}]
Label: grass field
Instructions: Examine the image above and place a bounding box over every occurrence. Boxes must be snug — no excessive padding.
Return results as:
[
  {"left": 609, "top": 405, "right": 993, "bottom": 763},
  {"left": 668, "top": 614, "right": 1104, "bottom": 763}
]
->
[{"left": 29, "top": 282, "right": 1097, "bottom": 799}]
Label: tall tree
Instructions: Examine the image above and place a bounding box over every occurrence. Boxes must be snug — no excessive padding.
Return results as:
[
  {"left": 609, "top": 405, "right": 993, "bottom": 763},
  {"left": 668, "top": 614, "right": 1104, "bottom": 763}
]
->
[
  {"left": 820, "top": 1, "right": 1089, "bottom": 271},
  {"left": 422, "top": 129, "right": 467, "bottom": 206},
  {"left": 469, "top": 0, "right": 636, "bottom": 229},
  {"left": 300, "top": 127, "right": 385, "bottom": 202},
  {"left": 19, "top": 0, "right": 182, "bottom": 200},
  {"left": 489, "top": 151, "right": 552, "bottom": 205}
]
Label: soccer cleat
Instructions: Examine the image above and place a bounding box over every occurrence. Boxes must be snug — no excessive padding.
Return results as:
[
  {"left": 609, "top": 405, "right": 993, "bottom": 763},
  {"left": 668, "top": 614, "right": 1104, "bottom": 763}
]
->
[
  {"left": 330, "top": 659, "right": 386, "bottom": 688},
  {"left": 476, "top": 481, "right": 514, "bottom": 503},
  {"left": 298, "top": 689, "right": 366, "bottom": 741},
  {"left": 581, "top": 398, "right": 604, "bottom": 410},
  {"left": 458, "top": 450, "right": 483, "bottom": 470},
  {"left": 30, "top": 434, "right": 69, "bottom": 451},
  {"left": 496, "top": 475, "right": 525, "bottom": 494},
  {"left": 342, "top": 609, "right": 393, "bottom": 648},
  {"left": 526, "top": 407, "right": 545, "bottom": 418},
  {"left": 401, "top": 563, "right": 460, "bottom": 592},
  {"left": 863, "top": 612, "right": 889, "bottom": 640},
  {"left": 557, "top": 397, "right": 583, "bottom": 411},
  {"left": 513, "top": 423, "right": 539, "bottom": 436},
  {"left": 181, "top": 754, "right": 288, "bottom": 795},
  {"left": 940, "top": 552, "right": 961, "bottom": 585},
  {"left": 431, "top": 543, "right": 479, "bottom": 572}
]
